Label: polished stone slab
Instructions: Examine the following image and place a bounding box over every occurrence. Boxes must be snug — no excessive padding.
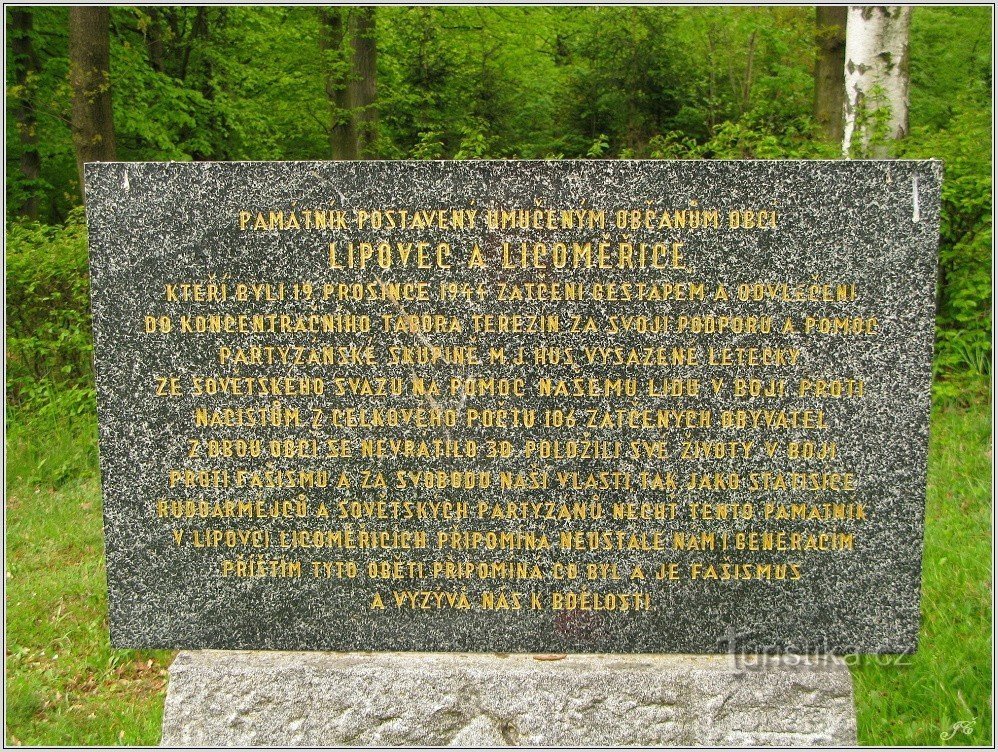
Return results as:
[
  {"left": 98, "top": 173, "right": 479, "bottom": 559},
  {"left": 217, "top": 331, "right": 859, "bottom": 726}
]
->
[{"left": 86, "top": 161, "right": 942, "bottom": 653}]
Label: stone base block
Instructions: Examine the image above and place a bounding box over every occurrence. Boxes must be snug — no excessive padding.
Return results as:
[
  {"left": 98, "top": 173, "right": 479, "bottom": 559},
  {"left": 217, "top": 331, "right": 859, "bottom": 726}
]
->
[{"left": 160, "top": 651, "right": 856, "bottom": 747}]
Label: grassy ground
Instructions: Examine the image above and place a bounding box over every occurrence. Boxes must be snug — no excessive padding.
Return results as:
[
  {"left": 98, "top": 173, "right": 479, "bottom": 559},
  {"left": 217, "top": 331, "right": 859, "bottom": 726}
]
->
[
  {"left": 4, "top": 403, "right": 993, "bottom": 746},
  {"left": 852, "top": 404, "right": 993, "bottom": 746},
  {"left": 5, "top": 412, "right": 173, "bottom": 746}
]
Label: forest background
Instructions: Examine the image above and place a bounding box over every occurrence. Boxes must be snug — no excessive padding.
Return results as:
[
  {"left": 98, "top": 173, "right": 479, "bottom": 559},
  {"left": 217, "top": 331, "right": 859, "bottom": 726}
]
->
[{"left": 5, "top": 4, "right": 993, "bottom": 747}]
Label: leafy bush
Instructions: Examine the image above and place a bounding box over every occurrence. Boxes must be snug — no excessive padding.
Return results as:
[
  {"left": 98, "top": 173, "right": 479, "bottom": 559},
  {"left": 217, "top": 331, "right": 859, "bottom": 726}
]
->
[
  {"left": 902, "top": 102, "right": 993, "bottom": 404},
  {"left": 6, "top": 208, "right": 95, "bottom": 419}
]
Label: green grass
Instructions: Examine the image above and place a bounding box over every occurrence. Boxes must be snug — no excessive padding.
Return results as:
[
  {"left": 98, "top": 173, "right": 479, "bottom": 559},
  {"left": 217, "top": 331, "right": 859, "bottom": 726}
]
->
[
  {"left": 4, "top": 402, "right": 993, "bottom": 746},
  {"left": 5, "top": 411, "right": 173, "bottom": 746},
  {"left": 852, "top": 403, "right": 993, "bottom": 746}
]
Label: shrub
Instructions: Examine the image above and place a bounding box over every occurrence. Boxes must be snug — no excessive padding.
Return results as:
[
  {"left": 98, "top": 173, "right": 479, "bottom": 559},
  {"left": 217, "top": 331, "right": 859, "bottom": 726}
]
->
[
  {"left": 6, "top": 208, "right": 95, "bottom": 419},
  {"left": 902, "top": 102, "right": 993, "bottom": 404}
]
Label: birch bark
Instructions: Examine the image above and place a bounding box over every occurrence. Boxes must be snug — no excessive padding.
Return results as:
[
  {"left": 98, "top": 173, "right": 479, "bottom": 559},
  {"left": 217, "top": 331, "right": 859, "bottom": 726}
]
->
[{"left": 842, "top": 6, "right": 912, "bottom": 157}]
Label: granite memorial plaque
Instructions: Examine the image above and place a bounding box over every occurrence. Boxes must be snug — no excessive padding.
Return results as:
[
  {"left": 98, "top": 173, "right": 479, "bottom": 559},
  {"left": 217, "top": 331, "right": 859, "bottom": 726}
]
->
[{"left": 86, "top": 160, "right": 941, "bottom": 653}]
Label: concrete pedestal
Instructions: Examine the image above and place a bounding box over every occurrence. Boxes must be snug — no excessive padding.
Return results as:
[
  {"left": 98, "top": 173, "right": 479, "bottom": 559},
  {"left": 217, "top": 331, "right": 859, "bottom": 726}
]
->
[{"left": 160, "top": 651, "right": 856, "bottom": 747}]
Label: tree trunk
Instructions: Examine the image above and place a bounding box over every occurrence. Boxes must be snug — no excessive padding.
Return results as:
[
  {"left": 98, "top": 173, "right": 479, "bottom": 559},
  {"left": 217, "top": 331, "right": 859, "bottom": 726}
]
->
[
  {"left": 320, "top": 8, "right": 355, "bottom": 159},
  {"left": 144, "top": 7, "right": 165, "bottom": 73},
  {"left": 69, "top": 6, "right": 117, "bottom": 197},
  {"left": 348, "top": 7, "right": 378, "bottom": 159},
  {"left": 8, "top": 7, "right": 41, "bottom": 219},
  {"left": 842, "top": 6, "right": 911, "bottom": 158},
  {"left": 189, "top": 7, "right": 217, "bottom": 160},
  {"left": 813, "top": 6, "right": 847, "bottom": 144}
]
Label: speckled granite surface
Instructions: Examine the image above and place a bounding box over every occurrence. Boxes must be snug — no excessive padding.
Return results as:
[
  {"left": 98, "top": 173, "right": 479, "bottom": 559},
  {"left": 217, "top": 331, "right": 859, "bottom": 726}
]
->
[{"left": 85, "top": 160, "right": 941, "bottom": 653}]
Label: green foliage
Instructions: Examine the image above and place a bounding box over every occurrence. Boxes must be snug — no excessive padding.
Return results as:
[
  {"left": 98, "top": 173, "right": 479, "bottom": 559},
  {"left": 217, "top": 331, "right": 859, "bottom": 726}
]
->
[
  {"left": 452, "top": 119, "right": 494, "bottom": 160},
  {"left": 110, "top": 16, "right": 210, "bottom": 161},
  {"left": 379, "top": 7, "right": 571, "bottom": 159},
  {"left": 6, "top": 208, "right": 94, "bottom": 419},
  {"left": 5, "top": 7, "right": 77, "bottom": 221},
  {"left": 902, "top": 102, "right": 993, "bottom": 404},
  {"left": 409, "top": 130, "right": 446, "bottom": 161},
  {"left": 559, "top": 7, "right": 685, "bottom": 154},
  {"left": 909, "top": 6, "right": 992, "bottom": 131},
  {"left": 906, "top": 7, "right": 992, "bottom": 403},
  {"left": 585, "top": 133, "right": 610, "bottom": 158},
  {"left": 649, "top": 118, "right": 839, "bottom": 160}
]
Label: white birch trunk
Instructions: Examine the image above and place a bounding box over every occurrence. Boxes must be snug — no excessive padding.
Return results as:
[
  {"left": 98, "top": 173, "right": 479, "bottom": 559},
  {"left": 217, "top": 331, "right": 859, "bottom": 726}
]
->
[{"left": 842, "top": 6, "right": 912, "bottom": 157}]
